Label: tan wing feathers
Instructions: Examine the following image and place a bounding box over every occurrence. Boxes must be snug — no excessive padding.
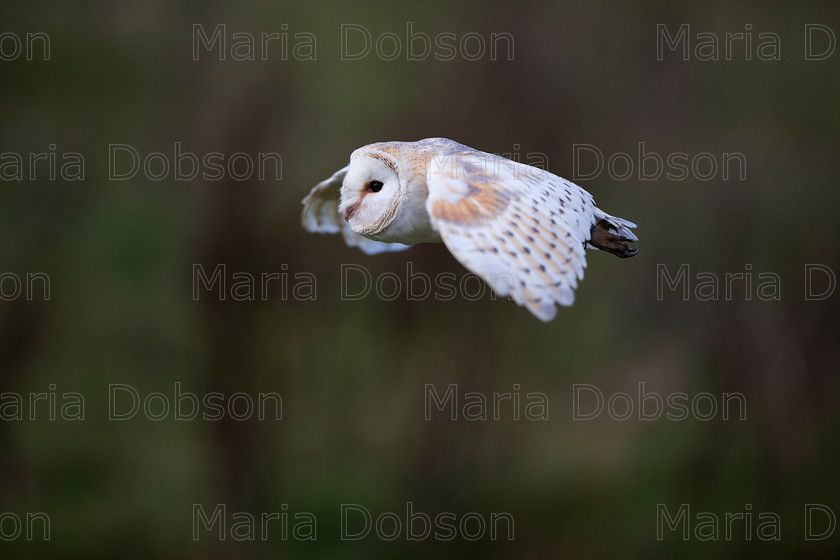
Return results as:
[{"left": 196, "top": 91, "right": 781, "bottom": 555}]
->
[{"left": 426, "top": 154, "right": 595, "bottom": 320}]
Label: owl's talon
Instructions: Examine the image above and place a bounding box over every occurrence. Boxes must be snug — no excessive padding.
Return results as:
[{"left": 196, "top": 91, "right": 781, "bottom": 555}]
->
[{"left": 590, "top": 220, "right": 638, "bottom": 258}]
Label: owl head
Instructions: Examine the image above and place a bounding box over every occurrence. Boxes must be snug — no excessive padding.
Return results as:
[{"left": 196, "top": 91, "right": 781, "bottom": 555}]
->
[{"left": 338, "top": 146, "right": 408, "bottom": 239}]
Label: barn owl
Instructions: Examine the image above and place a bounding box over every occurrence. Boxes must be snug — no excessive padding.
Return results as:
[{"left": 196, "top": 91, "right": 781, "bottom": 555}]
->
[{"left": 301, "top": 138, "right": 638, "bottom": 321}]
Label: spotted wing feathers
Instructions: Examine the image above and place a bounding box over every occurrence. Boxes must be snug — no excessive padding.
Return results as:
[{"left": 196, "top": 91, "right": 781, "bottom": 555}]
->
[{"left": 426, "top": 154, "right": 597, "bottom": 321}]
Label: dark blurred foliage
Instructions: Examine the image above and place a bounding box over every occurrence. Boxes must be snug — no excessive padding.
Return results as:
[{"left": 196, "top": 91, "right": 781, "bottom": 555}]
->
[{"left": 1, "top": 0, "right": 839, "bottom": 558}]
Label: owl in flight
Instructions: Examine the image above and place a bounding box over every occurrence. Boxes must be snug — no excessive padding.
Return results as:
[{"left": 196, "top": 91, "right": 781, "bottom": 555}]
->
[{"left": 301, "top": 138, "right": 637, "bottom": 321}]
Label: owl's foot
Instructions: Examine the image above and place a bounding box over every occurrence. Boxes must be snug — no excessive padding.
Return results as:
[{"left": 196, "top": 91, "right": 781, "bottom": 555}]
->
[{"left": 590, "top": 220, "right": 638, "bottom": 258}]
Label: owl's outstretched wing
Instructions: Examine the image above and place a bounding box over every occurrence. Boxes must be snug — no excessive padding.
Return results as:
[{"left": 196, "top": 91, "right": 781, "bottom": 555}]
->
[
  {"left": 301, "top": 166, "right": 410, "bottom": 255},
  {"left": 425, "top": 153, "right": 597, "bottom": 321}
]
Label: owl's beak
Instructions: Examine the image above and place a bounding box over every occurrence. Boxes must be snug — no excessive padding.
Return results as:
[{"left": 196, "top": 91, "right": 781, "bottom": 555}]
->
[{"left": 342, "top": 203, "right": 359, "bottom": 222}]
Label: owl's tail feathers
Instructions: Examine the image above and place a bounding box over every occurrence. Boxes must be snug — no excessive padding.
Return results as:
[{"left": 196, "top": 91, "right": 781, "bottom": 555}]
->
[{"left": 588, "top": 212, "right": 638, "bottom": 258}]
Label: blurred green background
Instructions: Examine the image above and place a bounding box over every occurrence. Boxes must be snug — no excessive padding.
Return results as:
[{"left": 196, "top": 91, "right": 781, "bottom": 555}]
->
[{"left": 1, "top": 0, "right": 839, "bottom": 558}]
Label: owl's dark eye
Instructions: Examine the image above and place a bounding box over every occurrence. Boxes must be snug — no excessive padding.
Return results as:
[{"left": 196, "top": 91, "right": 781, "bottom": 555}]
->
[{"left": 368, "top": 180, "right": 384, "bottom": 193}]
